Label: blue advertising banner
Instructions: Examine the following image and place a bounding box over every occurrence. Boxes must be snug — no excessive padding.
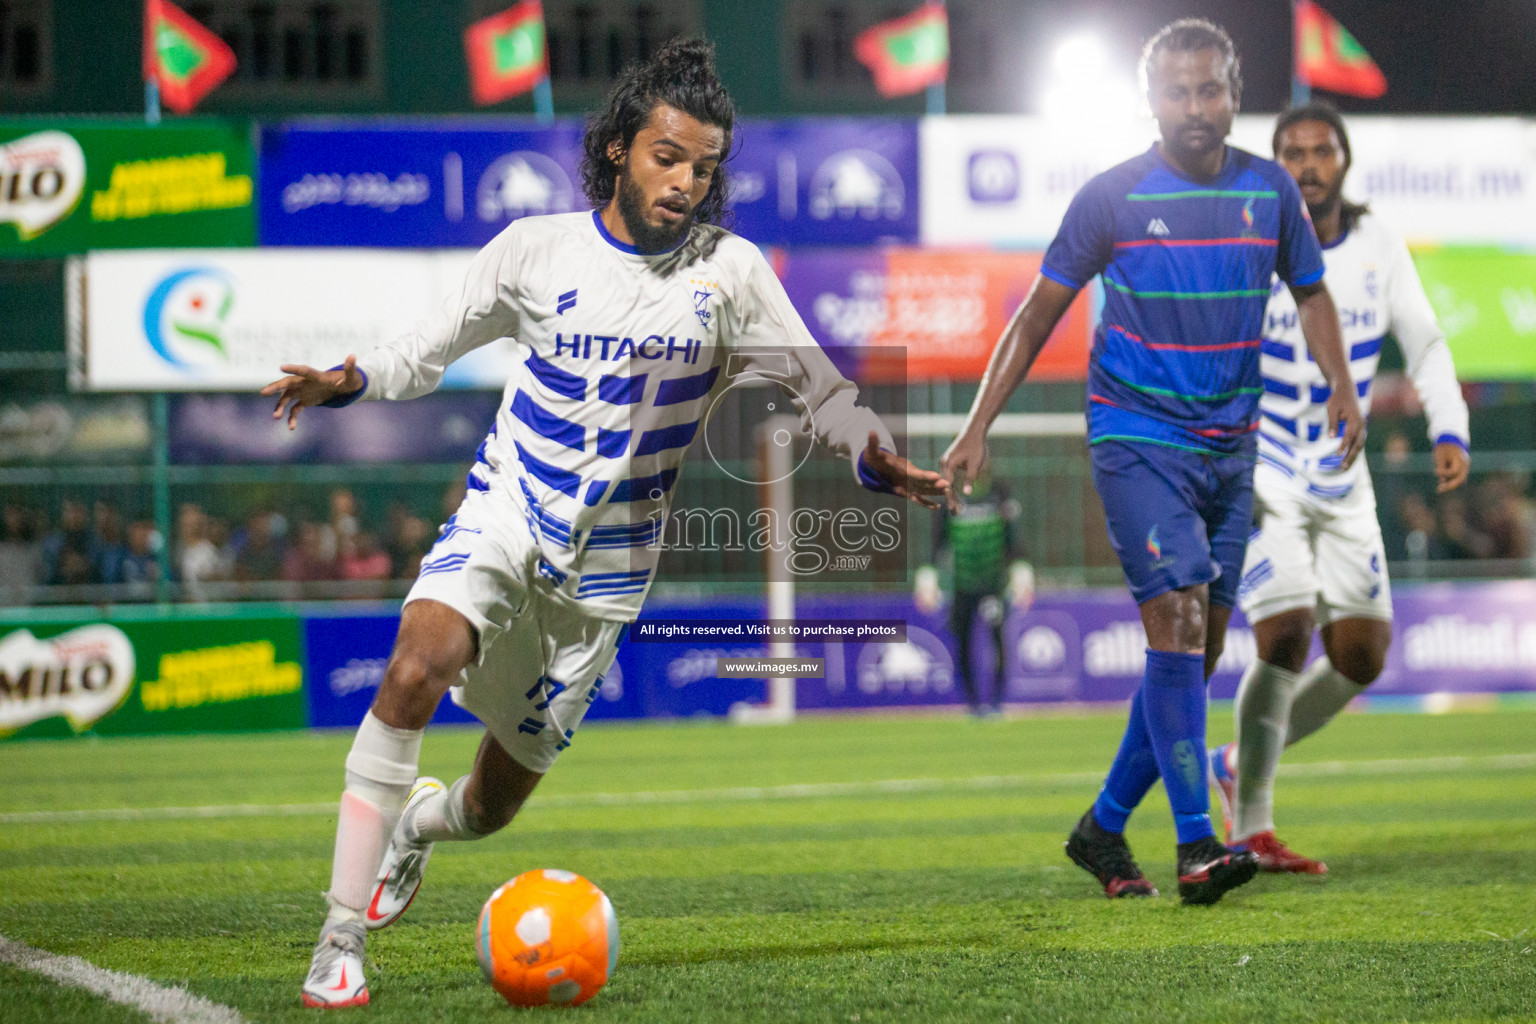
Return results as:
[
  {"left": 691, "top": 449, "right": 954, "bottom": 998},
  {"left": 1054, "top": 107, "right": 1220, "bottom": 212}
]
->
[
  {"left": 726, "top": 119, "right": 920, "bottom": 247},
  {"left": 258, "top": 120, "right": 588, "bottom": 248},
  {"left": 258, "top": 119, "right": 919, "bottom": 249}
]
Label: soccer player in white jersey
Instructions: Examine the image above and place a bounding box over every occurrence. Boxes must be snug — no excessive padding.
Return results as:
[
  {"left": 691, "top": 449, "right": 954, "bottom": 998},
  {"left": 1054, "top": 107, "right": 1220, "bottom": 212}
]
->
[
  {"left": 264, "top": 39, "right": 947, "bottom": 1008},
  {"left": 1209, "top": 103, "right": 1471, "bottom": 873}
]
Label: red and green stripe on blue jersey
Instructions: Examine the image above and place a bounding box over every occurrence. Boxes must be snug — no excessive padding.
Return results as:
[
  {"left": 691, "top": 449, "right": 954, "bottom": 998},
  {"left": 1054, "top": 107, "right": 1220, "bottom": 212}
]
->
[{"left": 1041, "top": 146, "right": 1325, "bottom": 455}]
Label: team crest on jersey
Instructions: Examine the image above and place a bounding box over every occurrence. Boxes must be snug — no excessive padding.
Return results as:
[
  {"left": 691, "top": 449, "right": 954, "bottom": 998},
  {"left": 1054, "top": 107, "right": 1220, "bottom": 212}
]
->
[
  {"left": 1146, "top": 218, "right": 1170, "bottom": 237},
  {"left": 1364, "top": 268, "right": 1378, "bottom": 299},
  {"left": 689, "top": 277, "right": 715, "bottom": 328}
]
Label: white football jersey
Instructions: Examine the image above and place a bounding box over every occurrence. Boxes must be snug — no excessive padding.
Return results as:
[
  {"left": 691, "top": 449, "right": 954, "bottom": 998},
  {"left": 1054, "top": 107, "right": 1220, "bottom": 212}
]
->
[
  {"left": 1258, "top": 211, "right": 1469, "bottom": 499},
  {"left": 355, "top": 210, "right": 891, "bottom": 619}
]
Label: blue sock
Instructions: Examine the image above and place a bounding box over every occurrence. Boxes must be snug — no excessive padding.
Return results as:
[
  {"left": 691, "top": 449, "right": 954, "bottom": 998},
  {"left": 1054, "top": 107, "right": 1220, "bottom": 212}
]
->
[
  {"left": 1091, "top": 685, "right": 1162, "bottom": 833},
  {"left": 1140, "top": 649, "right": 1215, "bottom": 844}
]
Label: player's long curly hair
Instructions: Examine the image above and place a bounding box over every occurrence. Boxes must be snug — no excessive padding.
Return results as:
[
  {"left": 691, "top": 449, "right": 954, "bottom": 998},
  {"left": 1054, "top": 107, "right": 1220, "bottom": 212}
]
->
[
  {"left": 1273, "top": 101, "right": 1371, "bottom": 232},
  {"left": 1139, "top": 18, "right": 1243, "bottom": 101},
  {"left": 580, "top": 37, "right": 735, "bottom": 227}
]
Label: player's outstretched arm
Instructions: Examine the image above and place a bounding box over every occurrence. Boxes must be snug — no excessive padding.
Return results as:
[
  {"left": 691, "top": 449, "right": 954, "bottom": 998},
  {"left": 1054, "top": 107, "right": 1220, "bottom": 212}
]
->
[
  {"left": 1291, "top": 281, "right": 1364, "bottom": 468},
  {"left": 861, "top": 431, "right": 950, "bottom": 510},
  {"left": 261, "top": 354, "right": 366, "bottom": 430},
  {"left": 942, "top": 276, "right": 1078, "bottom": 507}
]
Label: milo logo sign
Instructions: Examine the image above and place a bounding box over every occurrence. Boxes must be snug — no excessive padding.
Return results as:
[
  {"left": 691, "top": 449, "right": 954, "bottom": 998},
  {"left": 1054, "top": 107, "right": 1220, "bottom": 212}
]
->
[
  {"left": 0, "top": 624, "right": 135, "bottom": 735},
  {"left": 0, "top": 130, "right": 86, "bottom": 241}
]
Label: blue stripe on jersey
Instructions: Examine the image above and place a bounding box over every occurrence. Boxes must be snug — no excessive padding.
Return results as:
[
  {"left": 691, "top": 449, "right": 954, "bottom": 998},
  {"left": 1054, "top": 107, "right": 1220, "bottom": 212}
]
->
[
  {"left": 586, "top": 519, "right": 663, "bottom": 548},
  {"left": 1263, "top": 409, "right": 1297, "bottom": 435},
  {"left": 584, "top": 480, "right": 609, "bottom": 506},
  {"left": 599, "top": 372, "right": 647, "bottom": 405},
  {"left": 512, "top": 390, "right": 585, "bottom": 450},
  {"left": 1259, "top": 431, "right": 1295, "bottom": 455},
  {"left": 1350, "top": 336, "right": 1384, "bottom": 360},
  {"left": 525, "top": 351, "right": 586, "bottom": 400},
  {"left": 1261, "top": 339, "right": 1295, "bottom": 361},
  {"left": 514, "top": 440, "right": 580, "bottom": 498},
  {"left": 1263, "top": 377, "right": 1299, "bottom": 400},
  {"left": 655, "top": 365, "right": 720, "bottom": 406},
  {"left": 1103, "top": 250, "right": 1276, "bottom": 299},
  {"left": 1307, "top": 480, "right": 1354, "bottom": 499},
  {"left": 597, "top": 428, "right": 629, "bottom": 458},
  {"left": 634, "top": 418, "right": 700, "bottom": 456},
  {"left": 1258, "top": 450, "right": 1294, "bottom": 477},
  {"left": 1310, "top": 379, "right": 1372, "bottom": 402},
  {"left": 466, "top": 469, "right": 490, "bottom": 492},
  {"left": 1308, "top": 422, "right": 1322, "bottom": 442},
  {"left": 610, "top": 468, "right": 679, "bottom": 502},
  {"left": 518, "top": 479, "right": 576, "bottom": 545}
]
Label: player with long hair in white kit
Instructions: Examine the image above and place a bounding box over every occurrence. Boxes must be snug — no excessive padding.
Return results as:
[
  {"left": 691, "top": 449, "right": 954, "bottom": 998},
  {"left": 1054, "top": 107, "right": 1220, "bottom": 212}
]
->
[
  {"left": 265, "top": 39, "right": 948, "bottom": 1008},
  {"left": 1209, "top": 103, "right": 1471, "bottom": 873}
]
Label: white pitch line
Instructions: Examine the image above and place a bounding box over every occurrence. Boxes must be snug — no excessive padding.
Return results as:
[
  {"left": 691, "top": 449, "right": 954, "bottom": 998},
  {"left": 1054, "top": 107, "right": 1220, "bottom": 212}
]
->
[
  {"left": 0, "top": 932, "right": 248, "bottom": 1024},
  {"left": 2, "top": 752, "right": 1533, "bottom": 826}
]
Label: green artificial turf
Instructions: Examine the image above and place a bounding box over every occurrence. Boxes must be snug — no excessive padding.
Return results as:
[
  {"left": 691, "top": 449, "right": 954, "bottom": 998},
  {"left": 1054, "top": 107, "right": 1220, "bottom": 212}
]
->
[{"left": 1, "top": 708, "right": 1533, "bottom": 1023}]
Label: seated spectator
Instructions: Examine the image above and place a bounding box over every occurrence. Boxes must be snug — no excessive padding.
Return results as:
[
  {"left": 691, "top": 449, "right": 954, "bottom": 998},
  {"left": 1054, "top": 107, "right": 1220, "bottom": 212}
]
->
[
  {"left": 0, "top": 504, "right": 44, "bottom": 606},
  {"left": 385, "top": 504, "right": 433, "bottom": 579},
  {"left": 93, "top": 502, "right": 128, "bottom": 586},
  {"left": 232, "top": 509, "right": 288, "bottom": 582},
  {"left": 42, "top": 499, "right": 98, "bottom": 586},
  {"left": 121, "top": 520, "right": 163, "bottom": 601},
  {"left": 282, "top": 521, "right": 339, "bottom": 583},
  {"left": 339, "top": 530, "right": 391, "bottom": 581},
  {"left": 177, "top": 503, "right": 226, "bottom": 601},
  {"left": 1438, "top": 493, "right": 1492, "bottom": 560}
]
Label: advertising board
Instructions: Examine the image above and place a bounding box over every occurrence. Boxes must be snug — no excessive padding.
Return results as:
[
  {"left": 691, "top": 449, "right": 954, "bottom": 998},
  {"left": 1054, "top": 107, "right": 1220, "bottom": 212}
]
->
[
  {"left": 923, "top": 115, "right": 1536, "bottom": 249},
  {"left": 1, "top": 120, "right": 255, "bottom": 255},
  {"left": 0, "top": 612, "right": 307, "bottom": 741},
  {"left": 72, "top": 248, "right": 512, "bottom": 391}
]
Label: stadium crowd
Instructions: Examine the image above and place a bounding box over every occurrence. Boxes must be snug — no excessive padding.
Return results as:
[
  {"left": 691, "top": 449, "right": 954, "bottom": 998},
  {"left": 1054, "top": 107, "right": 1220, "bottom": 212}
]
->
[
  {"left": 0, "top": 484, "right": 465, "bottom": 606},
  {"left": 2, "top": 465, "right": 1532, "bottom": 607}
]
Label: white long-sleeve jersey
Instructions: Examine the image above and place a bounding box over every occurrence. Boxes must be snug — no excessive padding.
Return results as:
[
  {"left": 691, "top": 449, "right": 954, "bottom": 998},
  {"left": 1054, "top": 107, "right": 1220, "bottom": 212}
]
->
[
  {"left": 353, "top": 210, "right": 892, "bottom": 620},
  {"left": 1257, "top": 211, "right": 1469, "bottom": 499}
]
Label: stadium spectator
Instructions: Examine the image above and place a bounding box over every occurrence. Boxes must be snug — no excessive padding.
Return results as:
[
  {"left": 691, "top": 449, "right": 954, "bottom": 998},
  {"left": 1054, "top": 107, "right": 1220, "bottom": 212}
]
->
[
  {"left": 0, "top": 503, "right": 44, "bottom": 606},
  {"left": 1476, "top": 472, "right": 1536, "bottom": 560},
  {"left": 121, "top": 520, "right": 164, "bottom": 601},
  {"left": 41, "top": 499, "right": 97, "bottom": 586},
  {"left": 384, "top": 504, "right": 433, "bottom": 579},
  {"left": 320, "top": 487, "right": 361, "bottom": 563},
  {"left": 1438, "top": 493, "right": 1491, "bottom": 560},
  {"left": 177, "top": 502, "right": 227, "bottom": 601},
  {"left": 92, "top": 502, "right": 128, "bottom": 585},
  {"left": 282, "top": 520, "right": 339, "bottom": 582},
  {"left": 232, "top": 509, "right": 289, "bottom": 582},
  {"left": 339, "top": 530, "right": 391, "bottom": 581}
]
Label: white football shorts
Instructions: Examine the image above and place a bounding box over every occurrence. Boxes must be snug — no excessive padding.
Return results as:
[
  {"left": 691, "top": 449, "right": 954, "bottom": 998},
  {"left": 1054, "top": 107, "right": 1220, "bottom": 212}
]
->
[
  {"left": 403, "top": 488, "right": 627, "bottom": 773},
  {"left": 1237, "top": 465, "right": 1393, "bottom": 626}
]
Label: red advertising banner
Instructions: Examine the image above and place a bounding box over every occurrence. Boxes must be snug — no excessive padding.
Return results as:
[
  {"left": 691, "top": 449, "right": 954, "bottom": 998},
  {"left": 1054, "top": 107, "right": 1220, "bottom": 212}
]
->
[{"left": 776, "top": 248, "right": 1090, "bottom": 382}]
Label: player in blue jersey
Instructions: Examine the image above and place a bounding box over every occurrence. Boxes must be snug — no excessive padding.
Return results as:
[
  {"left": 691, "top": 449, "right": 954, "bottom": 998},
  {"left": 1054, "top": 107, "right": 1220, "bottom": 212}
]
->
[{"left": 944, "top": 20, "right": 1363, "bottom": 905}]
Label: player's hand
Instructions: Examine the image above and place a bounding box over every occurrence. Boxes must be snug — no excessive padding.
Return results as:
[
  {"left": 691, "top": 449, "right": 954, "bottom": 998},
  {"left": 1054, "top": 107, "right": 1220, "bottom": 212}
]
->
[
  {"left": 864, "top": 432, "right": 949, "bottom": 509},
  {"left": 939, "top": 429, "right": 989, "bottom": 513},
  {"left": 1433, "top": 441, "right": 1470, "bottom": 493},
  {"left": 1325, "top": 387, "right": 1365, "bottom": 470},
  {"left": 261, "top": 354, "right": 365, "bottom": 430}
]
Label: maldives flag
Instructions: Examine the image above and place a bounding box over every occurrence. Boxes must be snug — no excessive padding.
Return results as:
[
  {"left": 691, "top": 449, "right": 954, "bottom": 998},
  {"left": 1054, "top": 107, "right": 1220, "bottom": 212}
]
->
[
  {"left": 854, "top": 3, "right": 948, "bottom": 99},
  {"left": 1294, "top": 0, "right": 1386, "bottom": 98},
  {"left": 464, "top": 1, "right": 548, "bottom": 106},
  {"left": 143, "top": 0, "right": 237, "bottom": 114}
]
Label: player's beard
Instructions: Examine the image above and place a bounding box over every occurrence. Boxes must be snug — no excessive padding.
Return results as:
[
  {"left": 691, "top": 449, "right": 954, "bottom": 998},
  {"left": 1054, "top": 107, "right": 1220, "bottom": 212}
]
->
[
  {"left": 1299, "top": 172, "right": 1345, "bottom": 223},
  {"left": 616, "top": 170, "right": 694, "bottom": 253}
]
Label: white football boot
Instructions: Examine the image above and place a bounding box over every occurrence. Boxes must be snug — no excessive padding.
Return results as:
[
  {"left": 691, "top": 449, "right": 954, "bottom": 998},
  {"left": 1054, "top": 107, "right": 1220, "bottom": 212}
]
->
[
  {"left": 301, "top": 921, "right": 368, "bottom": 1008},
  {"left": 364, "top": 776, "right": 445, "bottom": 930}
]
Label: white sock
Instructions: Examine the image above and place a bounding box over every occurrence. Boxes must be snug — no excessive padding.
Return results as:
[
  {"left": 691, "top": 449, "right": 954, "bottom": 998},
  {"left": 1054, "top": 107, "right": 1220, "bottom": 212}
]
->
[
  {"left": 325, "top": 711, "right": 423, "bottom": 923},
  {"left": 1232, "top": 658, "right": 1302, "bottom": 842},
  {"left": 1286, "top": 657, "right": 1368, "bottom": 747},
  {"left": 406, "top": 775, "right": 493, "bottom": 844}
]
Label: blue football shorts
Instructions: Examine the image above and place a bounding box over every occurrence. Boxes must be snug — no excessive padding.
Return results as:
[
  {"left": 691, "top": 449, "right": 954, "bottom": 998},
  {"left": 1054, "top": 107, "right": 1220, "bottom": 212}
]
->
[{"left": 1088, "top": 439, "right": 1256, "bottom": 609}]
